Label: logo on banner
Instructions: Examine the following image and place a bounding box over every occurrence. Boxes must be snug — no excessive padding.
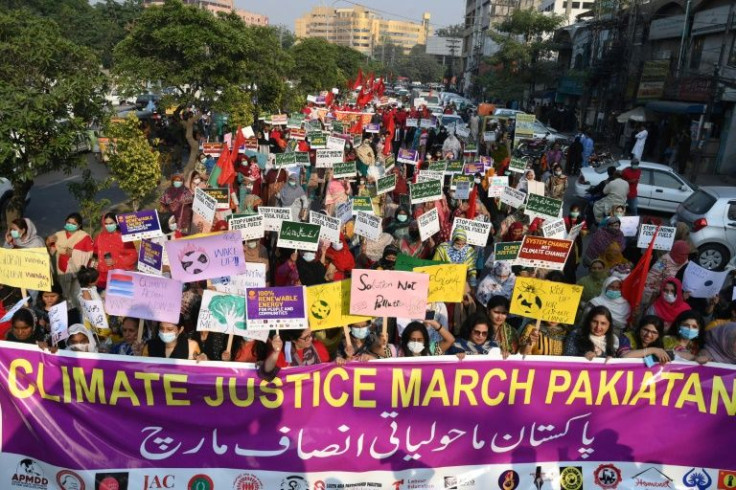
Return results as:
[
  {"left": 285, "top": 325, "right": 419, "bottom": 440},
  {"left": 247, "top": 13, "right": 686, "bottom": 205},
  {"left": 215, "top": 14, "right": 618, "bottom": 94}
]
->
[
  {"left": 95, "top": 472, "right": 129, "bottom": 490},
  {"left": 233, "top": 474, "right": 263, "bottom": 490},
  {"left": 11, "top": 458, "right": 49, "bottom": 489},
  {"left": 497, "top": 470, "right": 520, "bottom": 489},
  {"left": 188, "top": 474, "right": 214, "bottom": 490},
  {"left": 631, "top": 468, "right": 673, "bottom": 488},
  {"left": 57, "top": 470, "right": 85, "bottom": 490},
  {"left": 144, "top": 474, "right": 174, "bottom": 489},
  {"left": 594, "top": 465, "right": 622, "bottom": 489},
  {"left": 719, "top": 470, "right": 736, "bottom": 489},
  {"left": 682, "top": 468, "right": 712, "bottom": 490},
  {"left": 560, "top": 467, "right": 584, "bottom": 490},
  {"left": 281, "top": 476, "right": 308, "bottom": 490},
  {"left": 444, "top": 475, "right": 476, "bottom": 489}
]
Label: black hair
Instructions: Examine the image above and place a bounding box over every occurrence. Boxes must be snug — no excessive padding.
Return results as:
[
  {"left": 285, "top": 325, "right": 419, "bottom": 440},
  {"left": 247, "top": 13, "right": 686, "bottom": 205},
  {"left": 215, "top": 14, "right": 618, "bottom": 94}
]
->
[
  {"left": 633, "top": 315, "right": 665, "bottom": 350},
  {"left": 76, "top": 266, "right": 99, "bottom": 287},
  {"left": 12, "top": 308, "right": 35, "bottom": 327},
  {"left": 459, "top": 313, "right": 493, "bottom": 342},
  {"left": 401, "top": 321, "right": 430, "bottom": 356},
  {"left": 577, "top": 305, "right": 617, "bottom": 356},
  {"left": 11, "top": 218, "right": 28, "bottom": 233},
  {"left": 65, "top": 212, "right": 83, "bottom": 226},
  {"left": 486, "top": 295, "right": 511, "bottom": 313},
  {"left": 668, "top": 310, "right": 706, "bottom": 349}
]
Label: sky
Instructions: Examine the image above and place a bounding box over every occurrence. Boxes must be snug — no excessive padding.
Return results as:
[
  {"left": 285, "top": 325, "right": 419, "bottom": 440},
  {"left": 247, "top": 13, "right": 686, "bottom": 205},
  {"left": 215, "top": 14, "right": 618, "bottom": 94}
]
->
[{"left": 235, "top": 0, "right": 465, "bottom": 32}]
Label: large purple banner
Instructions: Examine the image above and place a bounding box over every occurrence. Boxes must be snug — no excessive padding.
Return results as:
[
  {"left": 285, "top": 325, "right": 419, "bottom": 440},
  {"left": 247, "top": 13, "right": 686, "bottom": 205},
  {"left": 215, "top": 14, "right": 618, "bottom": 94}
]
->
[{"left": 0, "top": 342, "right": 734, "bottom": 489}]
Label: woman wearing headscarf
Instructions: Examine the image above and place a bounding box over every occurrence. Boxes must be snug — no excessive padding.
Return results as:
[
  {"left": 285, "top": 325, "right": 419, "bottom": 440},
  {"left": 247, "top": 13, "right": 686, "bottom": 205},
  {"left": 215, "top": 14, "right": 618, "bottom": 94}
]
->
[
  {"left": 94, "top": 212, "right": 137, "bottom": 290},
  {"left": 50, "top": 212, "right": 94, "bottom": 310},
  {"left": 642, "top": 240, "right": 690, "bottom": 306},
  {"left": 697, "top": 323, "right": 736, "bottom": 364},
  {"left": 325, "top": 234, "right": 355, "bottom": 281},
  {"left": 576, "top": 259, "right": 608, "bottom": 304},
  {"left": 372, "top": 244, "right": 399, "bottom": 271},
  {"left": 501, "top": 221, "right": 525, "bottom": 243},
  {"left": 599, "top": 241, "right": 631, "bottom": 271},
  {"left": 476, "top": 261, "right": 516, "bottom": 306},
  {"left": 385, "top": 206, "right": 412, "bottom": 242},
  {"left": 278, "top": 172, "right": 309, "bottom": 222},
  {"left": 583, "top": 216, "right": 625, "bottom": 267},
  {"left": 296, "top": 249, "right": 327, "bottom": 286},
  {"left": 65, "top": 323, "right": 99, "bottom": 353},
  {"left": 4, "top": 218, "right": 44, "bottom": 249},
  {"left": 6, "top": 308, "right": 45, "bottom": 344},
  {"left": 185, "top": 169, "right": 207, "bottom": 194},
  {"left": 324, "top": 173, "right": 351, "bottom": 216},
  {"left": 544, "top": 163, "right": 568, "bottom": 200},
  {"left": 237, "top": 155, "right": 262, "bottom": 198},
  {"left": 585, "top": 276, "right": 632, "bottom": 333},
  {"left": 275, "top": 249, "right": 301, "bottom": 286},
  {"left": 159, "top": 174, "right": 193, "bottom": 233},
  {"left": 515, "top": 169, "right": 536, "bottom": 194},
  {"left": 497, "top": 207, "right": 528, "bottom": 241},
  {"left": 243, "top": 238, "right": 270, "bottom": 279},
  {"left": 646, "top": 277, "right": 691, "bottom": 329},
  {"left": 433, "top": 228, "right": 478, "bottom": 287},
  {"left": 400, "top": 222, "right": 434, "bottom": 259}
]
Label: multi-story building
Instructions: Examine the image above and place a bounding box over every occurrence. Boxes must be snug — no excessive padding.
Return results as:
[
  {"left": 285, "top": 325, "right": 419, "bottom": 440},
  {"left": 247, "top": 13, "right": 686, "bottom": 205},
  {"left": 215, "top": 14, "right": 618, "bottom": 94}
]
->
[
  {"left": 538, "top": 0, "right": 595, "bottom": 24},
  {"left": 294, "top": 6, "right": 431, "bottom": 57},
  {"left": 142, "top": 0, "right": 268, "bottom": 26}
]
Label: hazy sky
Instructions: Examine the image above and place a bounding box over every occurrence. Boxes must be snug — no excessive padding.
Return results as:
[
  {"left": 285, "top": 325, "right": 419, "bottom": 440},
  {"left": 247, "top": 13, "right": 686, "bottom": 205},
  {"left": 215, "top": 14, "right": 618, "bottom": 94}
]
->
[{"left": 235, "top": 0, "right": 465, "bottom": 31}]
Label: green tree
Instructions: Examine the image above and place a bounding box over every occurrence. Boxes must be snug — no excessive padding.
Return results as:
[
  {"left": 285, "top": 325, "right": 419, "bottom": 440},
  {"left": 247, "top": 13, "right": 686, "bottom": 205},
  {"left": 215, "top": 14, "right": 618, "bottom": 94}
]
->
[
  {"left": 68, "top": 170, "right": 112, "bottom": 237},
  {"left": 105, "top": 114, "right": 162, "bottom": 211},
  {"left": 435, "top": 23, "right": 465, "bottom": 38},
  {"left": 289, "top": 38, "right": 342, "bottom": 94},
  {"left": 0, "top": 9, "right": 106, "bottom": 223}
]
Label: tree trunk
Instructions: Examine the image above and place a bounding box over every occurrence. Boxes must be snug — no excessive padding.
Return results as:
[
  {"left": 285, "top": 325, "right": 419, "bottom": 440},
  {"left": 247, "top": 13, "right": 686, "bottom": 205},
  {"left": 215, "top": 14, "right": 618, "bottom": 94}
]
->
[
  {"left": 4, "top": 180, "right": 33, "bottom": 227},
  {"left": 181, "top": 113, "right": 203, "bottom": 176}
]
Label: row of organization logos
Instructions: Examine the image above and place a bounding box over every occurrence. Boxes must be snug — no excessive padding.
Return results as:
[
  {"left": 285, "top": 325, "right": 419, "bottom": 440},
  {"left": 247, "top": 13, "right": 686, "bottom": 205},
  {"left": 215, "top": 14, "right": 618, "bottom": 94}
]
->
[{"left": 4, "top": 455, "right": 736, "bottom": 490}]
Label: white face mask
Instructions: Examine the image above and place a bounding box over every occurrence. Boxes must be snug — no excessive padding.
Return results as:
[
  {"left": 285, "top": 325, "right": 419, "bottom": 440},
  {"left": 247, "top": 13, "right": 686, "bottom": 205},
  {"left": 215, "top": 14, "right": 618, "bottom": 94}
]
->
[
  {"left": 351, "top": 327, "right": 370, "bottom": 339},
  {"left": 474, "top": 178, "right": 481, "bottom": 184},
  {"left": 303, "top": 252, "right": 316, "bottom": 262},
  {"left": 332, "top": 241, "right": 343, "bottom": 251},
  {"left": 193, "top": 178, "right": 202, "bottom": 185},
  {"left": 663, "top": 292, "right": 676, "bottom": 303},
  {"left": 247, "top": 241, "right": 258, "bottom": 249},
  {"left": 69, "top": 343, "right": 90, "bottom": 352},
  {"left": 159, "top": 331, "right": 177, "bottom": 343},
  {"left": 407, "top": 340, "right": 425, "bottom": 354},
  {"left": 169, "top": 222, "right": 177, "bottom": 231}
]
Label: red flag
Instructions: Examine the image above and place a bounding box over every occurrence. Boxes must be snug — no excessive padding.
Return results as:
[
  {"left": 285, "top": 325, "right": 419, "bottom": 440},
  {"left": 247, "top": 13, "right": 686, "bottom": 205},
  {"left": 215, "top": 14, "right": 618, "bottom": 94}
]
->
[
  {"left": 622, "top": 225, "right": 660, "bottom": 319},
  {"left": 357, "top": 87, "right": 372, "bottom": 108},
  {"left": 467, "top": 184, "right": 478, "bottom": 219},
  {"left": 325, "top": 91, "right": 334, "bottom": 107},
  {"left": 349, "top": 117, "right": 364, "bottom": 134},
  {"left": 352, "top": 69, "right": 363, "bottom": 90},
  {"left": 382, "top": 114, "right": 395, "bottom": 156},
  {"left": 375, "top": 78, "right": 385, "bottom": 97},
  {"left": 366, "top": 73, "right": 374, "bottom": 89},
  {"left": 230, "top": 126, "right": 245, "bottom": 163}
]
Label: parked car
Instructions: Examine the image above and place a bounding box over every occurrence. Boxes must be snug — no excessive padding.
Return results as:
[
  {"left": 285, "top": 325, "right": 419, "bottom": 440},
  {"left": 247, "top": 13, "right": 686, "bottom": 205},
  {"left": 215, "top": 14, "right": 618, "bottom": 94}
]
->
[
  {"left": 135, "top": 93, "right": 161, "bottom": 110},
  {"left": 671, "top": 186, "right": 736, "bottom": 270},
  {"left": 574, "top": 160, "right": 696, "bottom": 213}
]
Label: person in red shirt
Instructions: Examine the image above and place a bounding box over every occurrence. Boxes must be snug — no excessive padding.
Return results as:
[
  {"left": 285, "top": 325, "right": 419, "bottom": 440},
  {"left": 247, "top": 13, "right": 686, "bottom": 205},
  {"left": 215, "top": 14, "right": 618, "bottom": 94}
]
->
[
  {"left": 275, "top": 328, "right": 330, "bottom": 367},
  {"left": 621, "top": 159, "right": 642, "bottom": 215},
  {"left": 94, "top": 213, "right": 137, "bottom": 290}
]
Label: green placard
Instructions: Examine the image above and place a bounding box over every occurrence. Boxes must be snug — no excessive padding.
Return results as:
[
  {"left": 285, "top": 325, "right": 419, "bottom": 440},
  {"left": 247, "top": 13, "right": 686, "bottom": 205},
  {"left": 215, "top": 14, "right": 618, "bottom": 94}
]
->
[
  {"left": 428, "top": 160, "right": 448, "bottom": 172},
  {"left": 395, "top": 253, "right": 442, "bottom": 272},
  {"left": 465, "top": 141, "right": 478, "bottom": 153},
  {"left": 333, "top": 161, "right": 357, "bottom": 179},
  {"left": 287, "top": 115, "right": 305, "bottom": 129},
  {"left": 306, "top": 119, "right": 323, "bottom": 131},
  {"left": 384, "top": 154, "right": 396, "bottom": 169},
  {"left": 494, "top": 241, "right": 522, "bottom": 261},
  {"left": 353, "top": 135, "right": 362, "bottom": 147},
  {"left": 410, "top": 179, "right": 443, "bottom": 204},
  {"left": 294, "top": 152, "right": 310, "bottom": 165},
  {"left": 450, "top": 174, "right": 474, "bottom": 190},
  {"left": 526, "top": 193, "right": 563, "bottom": 219},
  {"left": 277, "top": 220, "right": 321, "bottom": 250},
  {"left": 446, "top": 160, "right": 464, "bottom": 173},
  {"left": 352, "top": 196, "right": 374, "bottom": 213},
  {"left": 509, "top": 157, "right": 528, "bottom": 173},
  {"left": 308, "top": 132, "right": 327, "bottom": 148},
  {"left": 203, "top": 187, "right": 229, "bottom": 206},
  {"left": 332, "top": 121, "right": 344, "bottom": 133},
  {"left": 376, "top": 174, "right": 397, "bottom": 195},
  {"left": 275, "top": 152, "right": 296, "bottom": 168}
]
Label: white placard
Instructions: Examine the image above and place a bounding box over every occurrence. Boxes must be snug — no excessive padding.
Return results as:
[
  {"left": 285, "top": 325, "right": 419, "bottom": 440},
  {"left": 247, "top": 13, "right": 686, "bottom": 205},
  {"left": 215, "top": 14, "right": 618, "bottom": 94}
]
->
[
  {"left": 193, "top": 187, "right": 217, "bottom": 224},
  {"left": 528, "top": 180, "right": 545, "bottom": 196},
  {"left": 455, "top": 126, "right": 470, "bottom": 139},
  {"left": 258, "top": 207, "right": 294, "bottom": 232},
  {"left": 567, "top": 222, "right": 586, "bottom": 242},
  {"left": 354, "top": 212, "right": 382, "bottom": 241},
  {"left": 500, "top": 186, "right": 527, "bottom": 208},
  {"left": 49, "top": 301, "right": 69, "bottom": 346},
  {"left": 229, "top": 214, "right": 265, "bottom": 241},
  {"left": 542, "top": 218, "right": 567, "bottom": 239},
  {"left": 197, "top": 290, "right": 253, "bottom": 339},
  {"left": 211, "top": 262, "right": 267, "bottom": 294},
  {"left": 637, "top": 224, "right": 676, "bottom": 251},
  {"left": 327, "top": 135, "right": 346, "bottom": 150},
  {"left": 418, "top": 208, "right": 440, "bottom": 241},
  {"left": 417, "top": 171, "right": 445, "bottom": 183},
  {"left": 619, "top": 216, "right": 640, "bottom": 237},
  {"left": 682, "top": 261, "right": 729, "bottom": 299},
  {"left": 406, "top": 118, "right": 418, "bottom": 128},
  {"left": 336, "top": 200, "right": 353, "bottom": 224},
  {"left": 488, "top": 176, "right": 509, "bottom": 197},
  {"left": 451, "top": 217, "right": 492, "bottom": 247},
  {"left": 81, "top": 298, "right": 111, "bottom": 336},
  {"left": 455, "top": 181, "right": 471, "bottom": 200},
  {"left": 483, "top": 131, "right": 497, "bottom": 142},
  {"left": 315, "top": 149, "right": 344, "bottom": 168},
  {"left": 310, "top": 211, "right": 341, "bottom": 243}
]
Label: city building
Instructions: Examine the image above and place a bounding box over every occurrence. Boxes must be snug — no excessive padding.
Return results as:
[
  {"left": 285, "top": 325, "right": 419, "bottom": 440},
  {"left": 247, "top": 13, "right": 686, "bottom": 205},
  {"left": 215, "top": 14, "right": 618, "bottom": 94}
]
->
[
  {"left": 538, "top": 0, "right": 595, "bottom": 24},
  {"left": 142, "top": 0, "right": 268, "bottom": 26},
  {"left": 294, "top": 6, "right": 431, "bottom": 57}
]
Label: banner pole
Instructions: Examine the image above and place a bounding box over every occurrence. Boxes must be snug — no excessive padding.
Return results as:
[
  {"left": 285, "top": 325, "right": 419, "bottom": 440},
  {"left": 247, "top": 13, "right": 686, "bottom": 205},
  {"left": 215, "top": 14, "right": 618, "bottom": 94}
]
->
[{"left": 342, "top": 324, "right": 353, "bottom": 356}]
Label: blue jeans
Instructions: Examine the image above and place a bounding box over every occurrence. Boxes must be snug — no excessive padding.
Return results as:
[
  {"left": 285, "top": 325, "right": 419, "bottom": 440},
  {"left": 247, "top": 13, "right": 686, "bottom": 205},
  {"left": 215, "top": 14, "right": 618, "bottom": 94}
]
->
[{"left": 627, "top": 196, "right": 638, "bottom": 216}]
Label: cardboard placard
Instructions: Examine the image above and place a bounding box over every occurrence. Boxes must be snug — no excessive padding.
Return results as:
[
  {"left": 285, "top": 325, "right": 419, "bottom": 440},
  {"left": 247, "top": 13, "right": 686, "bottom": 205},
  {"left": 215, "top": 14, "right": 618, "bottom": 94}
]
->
[
  {"left": 197, "top": 290, "right": 248, "bottom": 337},
  {"left": 450, "top": 218, "right": 492, "bottom": 247},
  {"left": 414, "top": 263, "right": 467, "bottom": 303},
  {"left": 510, "top": 276, "right": 583, "bottom": 324},
  {"left": 376, "top": 174, "right": 397, "bottom": 195},
  {"left": 137, "top": 239, "right": 164, "bottom": 275},
  {"left": 245, "top": 286, "right": 308, "bottom": 330},
  {"left": 0, "top": 247, "right": 52, "bottom": 291},
  {"left": 306, "top": 280, "right": 373, "bottom": 331},
  {"left": 309, "top": 211, "right": 341, "bottom": 243},
  {"left": 229, "top": 214, "right": 265, "bottom": 241},
  {"left": 418, "top": 207, "right": 440, "bottom": 241},
  {"left": 500, "top": 186, "right": 527, "bottom": 208},
  {"left": 354, "top": 212, "right": 382, "bottom": 241},
  {"left": 494, "top": 241, "right": 522, "bottom": 262},
  {"left": 525, "top": 194, "right": 563, "bottom": 220},
  {"left": 636, "top": 224, "right": 676, "bottom": 251},
  {"left": 277, "top": 221, "right": 321, "bottom": 252},
  {"left": 165, "top": 231, "right": 246, "bottom": 282},
  {"left": 516, "top": 236, "right": 574, "bottom": 271},
  {"left": 116, "top": 210, "right": 163, "bottom": 242},
  {"left": 259, "top": 207, "right": 294, "bottom": 232},
  {"left": 349, "top": 269, "right": 429, "bottom": 318},
  {"left": 104, "top": 270, "right": 183, "bottom": 323},
  {"left": 410, "top": 180, "right": 443, "bottom": 204},
  {"left": 193, "top": 188, "right": 217, "bottom": 225},
  {"left": 315, "top": 148, "right": 344, "bottom": 168},
  {"left": 542, "top": 218, "right": 567, "bottom": 239}
]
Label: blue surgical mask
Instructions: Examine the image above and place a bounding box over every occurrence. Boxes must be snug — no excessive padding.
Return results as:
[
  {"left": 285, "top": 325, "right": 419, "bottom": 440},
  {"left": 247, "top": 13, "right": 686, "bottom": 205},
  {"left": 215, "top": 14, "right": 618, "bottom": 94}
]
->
[
  {"left": 351, "top": 327, "right": 370, "bottom": 339},
  {"left": 172, "top": 181, "right": 183, "bottom": 188},
  {"left": 605, "top": 290, "right": 622, "bottom": 300},
  {"left": 64, "top": 223, "right": 79, "bottom": 232},
  {"left": 10, "top": 230, "right": 21, "bottom": 239},
  {"left": 570, "top": 212, "right": 580, "bottom": 218},
  {"left": 105, "top": 224, "right": 117, "bottom": 233},
  {"left": 679, "top": 326, "right": 699, "bottom": 340},
  {"left": 159, "top": 331, "right": 178, "bottom": 343},
  {"left": 397, "top": 214, "right": 408, "bottom": 222}
]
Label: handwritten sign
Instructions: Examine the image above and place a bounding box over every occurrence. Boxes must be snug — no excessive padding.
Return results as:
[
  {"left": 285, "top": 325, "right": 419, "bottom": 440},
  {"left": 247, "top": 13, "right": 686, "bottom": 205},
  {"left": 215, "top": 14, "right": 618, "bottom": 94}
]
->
[
  {"left": 414, "top": 264, "right": 467, "bottom": 303},
  {"left": 277, "top": 221, "right": 321, "bottom": 252},
  {"left": 516, "top": 236, "right": 574, "bottom": 271},
  {"left": 682, "top": 262, "right": 729, "bottom": 299},
  {"left": 197, "top": 290, "right": 248, "bottom": 337},
  {"left": 306, "top": 280, "right": 373, "bottom": 331},
  {"left": 354, "top": 212, "right": 382, "bottom": 241},
  {"left": 193, "top": 187, "right": 217, "bottom": 225},
  {"left": 410, "top": 180, "right": 443, "bottom": 204},
  {"left": 488, "top": 176, "right": 509, "bottom": 197},
  {"left": 309, "top": 211, "right": 341, "bottom": 243},
  {"left": 349, "top": 269, "right": 429, "bottom": 318},
  {"left": 49, "top": 301, "right": 68, "bottom": 346},
  {"left": 245, "top": 286, "right": 308, "bottom": 330},
  {"left": 416, "top": 171, "right": 444, "bottom": 184},
  {"left": 316, "top": 149, "right": 344, "bottom": 168},
  {"left": 137, "top": 239, "right": 163, "bottom": 276},
  {"left": 352, "top": 196, "right": 374, "bottom": 214},
  {"left": 510, "top": 276, "right": 583, "bottom": 324},
  {"left": 376, "top": 174, "right": 397, "bottom": 195},
  {"left": 418, "top": 208, "right": 440, "bottom": 241},
  {"left": 211, "top": 263, "right": 267, "bottom": 295},
  {"left": 335, "top": 200, "right": 353, "bottom": 225},
  {"left": 258, "top": 207, "right": 294, "bottom": 232},
  {"left": 203, "top": 187, "right": 230, "bottom": 210},
  {"left": 397, "top": 148, "right": 418, "bottom": 165},
  {"left": 332, "top": 161, "right": 356, "bottom": 179},
  {"left": 275, "top": 153, "right": 296, "bottom": 168},
  {"left": 542, "top": 218, "right": 567, "bottom": 239},
  {"left": 494, "top": 241, "right": 522, "bottom": 262},
  {"left": 525, "top": 194, "right": 563, "bottom": 220},
  {"left": 428, "top": 160, "right": 447, "bottom": 172},
  {"left": 81, "top": 298, "right": 111, "bottom": 336},
  {"left": 116, "top": 210, "right": 163, "bottom": 242},
  {"left": 0, "top": 247, "right": 52, "bottom": 291},
  {"left": 451, "top": 218, "right": 492, "bottom": 247},
  {"left": 455, "top": 180, "right": 471, "bottom": 200},
  {"left": 165, "top": 231, "right": 246, "bottom": 282},
  {"left": 105, "top": 270, "right": 183, "bottom": 323},
  {"left": 290, "top": 128, "right": 307, "bottom": 141},
  {"left": 446, "top": 160, "right": 464, "bottom": 174},
  {"left": 509, "top": 157, "right": 528, "bottom": 173},
  {"left": 229, "top": 214, "right": 265, "bottom": 241},
  {"left": 637, "top": 224, "right": 676, "bottom": 251}
]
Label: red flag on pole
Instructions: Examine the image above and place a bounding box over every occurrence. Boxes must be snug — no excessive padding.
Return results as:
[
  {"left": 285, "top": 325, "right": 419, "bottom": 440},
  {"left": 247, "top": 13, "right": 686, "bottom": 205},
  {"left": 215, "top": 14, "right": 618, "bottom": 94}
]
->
[
  {"left": 622, "top": 225, "right": 660, "bottom": 320},
  {"left": 382, "top": 114, "right": 395, "bottom": 156},
  {"left": 352, "top": 69, "right": 363, "bottom": 90}
]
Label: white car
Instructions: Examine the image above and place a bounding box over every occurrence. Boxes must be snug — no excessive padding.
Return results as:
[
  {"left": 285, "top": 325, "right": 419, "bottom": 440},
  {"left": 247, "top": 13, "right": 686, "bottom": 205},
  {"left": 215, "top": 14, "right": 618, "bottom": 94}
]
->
[{"left": 574, "top": 160, "right": 696, "bottom": 213}]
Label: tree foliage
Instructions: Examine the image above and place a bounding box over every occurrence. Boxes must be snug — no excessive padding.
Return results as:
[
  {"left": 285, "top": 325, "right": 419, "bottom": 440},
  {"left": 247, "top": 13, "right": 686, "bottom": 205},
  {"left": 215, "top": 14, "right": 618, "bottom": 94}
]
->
[
  {"left": 435, "top": 23, "right": 465, "bottom": 38},
  {"left": 105, "top": 114, "right": 162, "bottom": 211},
  {"left": 68, "top": 169, "right": 112, "bottom": 236},
  {"left": 0, "top": 8, "right": 107, "bottom": 221}
]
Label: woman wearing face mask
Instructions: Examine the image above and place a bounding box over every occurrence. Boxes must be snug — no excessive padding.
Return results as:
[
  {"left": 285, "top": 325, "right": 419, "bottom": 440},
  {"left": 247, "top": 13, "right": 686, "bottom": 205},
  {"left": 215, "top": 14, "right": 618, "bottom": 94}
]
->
[
  {"left": 641, "top": 240, "right": 690, "bottom": 306},
  {"left": 93, "top": 213, "right": 137, "bottom": 291},
  {"left": 663, "top": 310, "right": 705, "bottom": 361},
  {"left": 399, "top": 223, "right": 433, "bottom": 259},
  {"left": 335, "top": 321, "right": 393, "bottom": 364},
  {"left": 544, "top": 164, "right": 567, "bottom": 200},
  {"left": 4, "top": 218, "right": 44, "bottom": 249},
  {"left": 278, "top": 173, "right": 309, "bottom": 222},
  {"left": 324, "top": 173, "right": 352, "bottom": 216},
  {"left": 325, "top": 234, "right": 355, "bottom": 281},
  {"left": 50, "top": 212, "right": 94, "bottom": 310},
  {"left": 243, "top": 238, "right": 270, "bottom": 279},
  {"left": 453, "top": 314, "right": 497, "bottom": 358},
  {"left": 476, "top": 261, "right": 516, "bottom": 306},
  {"left": 237, "top": 155, "right": 261, "bottom": 198},
  {"left": 185, "top": 170, "right": 207, "bottom": 193},
  {"left": 372, "top": 244, "right": 399, "bottom": 271},
  {"left": 576, "top": 259, "right": 607, "bottom": 304},
  {"left": 564, "top": 305, "right": 618, "bottom": 360},
  {"left": 433, "top": 229, "right": 478, "bottom": 287},
  {"left": 275, "top": 249, "right": 301, "bottom": 287},
  {"left": 647, "top": 278, "right": 691, "bottom": 330},
  {"left": 296, "top": 247, "right": 327, "bottom": 286},
  {"left": 144, "top": 320, "right": 205, "bottom": 360},
  {"left": 385, "top": 206, "right": 412, "bottom": 241},
  {"left": 65, "top": 324, "right": 98, "bottom": 353},
  {"left": 159, "top": 174, "right": 193, "bottom": 234},
  {"left": 7, "top": 308, "right": 45, "bottom": 344},
  {"left": 618, "top": 315, "right": 670, "bottom": 363},
  {"left": 585, "top": 276, "right": 631, "bottom": 333},
  {"left": 400, "top": 320, "right": 455, "bottom": 357},
  {"left": 696, "top": 322, "right": 736, "bottom": 365}
]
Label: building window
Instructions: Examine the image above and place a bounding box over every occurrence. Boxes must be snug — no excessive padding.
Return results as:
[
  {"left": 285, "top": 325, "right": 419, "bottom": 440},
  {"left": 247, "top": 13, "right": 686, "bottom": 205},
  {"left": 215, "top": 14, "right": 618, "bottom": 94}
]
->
[
  {"left": 582, "top": 2, "right": 593, "bottom": 7},
  {"left": 690, "top": 36, "right": 704, "bottom": 70},
  {"left": 572, "top": 2, "right": 580, "bottom": 8}
]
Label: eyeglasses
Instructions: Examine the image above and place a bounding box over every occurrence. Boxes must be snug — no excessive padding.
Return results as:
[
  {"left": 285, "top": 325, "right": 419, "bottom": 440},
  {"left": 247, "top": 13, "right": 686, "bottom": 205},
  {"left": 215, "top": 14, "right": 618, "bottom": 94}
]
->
[
  {"left": 640, "top": 329, "right": 659, "bottom": 336},
  {"left": 298, "top": 333, "right": 313, "bottom": 341},
  {"left": 472, "top": 330, "right": 489, "bottom": 337}
]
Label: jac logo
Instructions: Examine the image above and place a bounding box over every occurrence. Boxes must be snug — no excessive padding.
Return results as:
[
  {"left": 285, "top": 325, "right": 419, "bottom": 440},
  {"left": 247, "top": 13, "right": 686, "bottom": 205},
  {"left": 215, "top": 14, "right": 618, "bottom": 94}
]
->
[
  {"left": 144, "top": 475, "right": 174, "bottom": 489},
  {"left": 392, "top": 481, "right": 404, "bottom": 490}
]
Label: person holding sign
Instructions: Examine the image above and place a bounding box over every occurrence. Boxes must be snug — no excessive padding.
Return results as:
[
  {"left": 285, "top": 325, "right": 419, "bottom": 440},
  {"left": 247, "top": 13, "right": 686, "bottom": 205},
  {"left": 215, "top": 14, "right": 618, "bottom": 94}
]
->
[
  {"left": 297, "top": 249, "right": 327, "bottom": 286},
  {"left": 335, "top": 320, "right": 392, "bottom": 363},
  {"left": 696, "top": 323, "right": 736, "bottom": 365},
  {"left": 324, "top": 173, "right": 352, "bottom": 216},
  {"left": 275, "top": 249, "right": 301, "bottom": 287},
  {"left": 159, "top": 174, "right": 193, "bottom": 234},
  {"left": 399, "top": 320, "right": 455, "bottom": 357},
  {"left": 433, "top": 229, "right": 477, "bottom": 287},
  {"left": 385, "top": 206, "right": 412, "bottom": 242},
  {"left": 324, "top": 235, "right": 355, "bottom": 281},
  {"left": 93, "top": 213, "right": 137, "bottom": 291},
  {"left": 144, "top": 320, "right": 205, "bottom": 361},
  {"left": 641, "top": 241, "right": 690, "bottom": 307},
  {"left": 32, "top": 284, "right": 80, "bottom": 336},
  {"left": 564, "top": 305, "right": 618, "bottom": 360},
  {"left": 476, "top": 262, "right": 516, "bottom": 306},
  {"left": 452, "top": 314, "right": 496, "bottom": 358},
  {"left": 110, "top": 317, "right": 144, "bottom": 356},
  {"left": 618, "top": 315, "right": 670, "bottom": 364},
  {"left": 544, "top": 164, "right": 568, "bottom": 201},
  {"left": 49, "top": 213, "right": 94, "bottom": 309},
  {"left": 277, "top": 173, "right": 309, "bottom": 222}
]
